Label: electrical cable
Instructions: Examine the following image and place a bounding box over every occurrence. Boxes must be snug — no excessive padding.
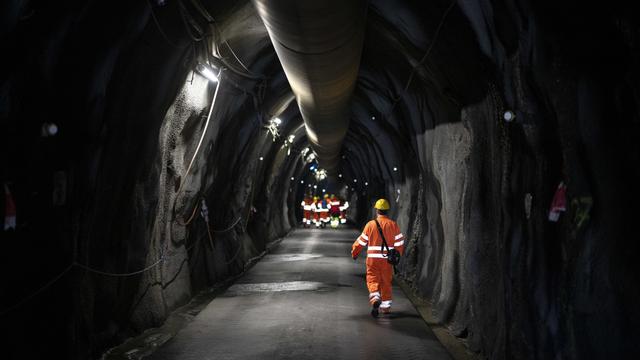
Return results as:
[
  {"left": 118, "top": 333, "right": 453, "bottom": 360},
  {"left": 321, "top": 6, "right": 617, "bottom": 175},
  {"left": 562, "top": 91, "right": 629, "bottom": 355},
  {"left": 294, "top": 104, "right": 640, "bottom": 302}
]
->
[
  {"left": 74, "top": 256, "right": 166, "bottom": 277},
  {"left": 1, "top": 212, "right": 238, "bottom": 316},
  {"left": 178, "top": 0, "right": 205, "bottom": 42},
  {"left": 384, "top": 0, "right": 456, "bottom": 118},
  {"left": 174, "top": 68, "right": 223, "bottom": 200},
  {"left": 224, "top": 41, "right": 253, "bottom": 75},
  {"left": 0, "top": 263, "right": 74, "bottom": 317},
  {"left": 211, "top": 217, "right": 243, "bottom": 233},
  {"left": 174, "top": 196, "right": 202, "bottom": 226},
  {"left": 224, "top": 239, "right": 244, "bottom": 265},
  {"left": 146, "top": 0, "right": 183, "bottom": 48}
]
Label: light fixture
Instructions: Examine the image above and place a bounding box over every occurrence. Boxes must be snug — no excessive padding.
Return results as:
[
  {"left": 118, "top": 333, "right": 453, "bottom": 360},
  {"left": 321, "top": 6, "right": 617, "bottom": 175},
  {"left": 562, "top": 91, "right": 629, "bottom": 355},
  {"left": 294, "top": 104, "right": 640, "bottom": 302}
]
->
[
  {"left": 271, "top": 117, "right": 282, "bottom": 126},
  {"left": 393, "top": 167, "right": 398, "bottom": 172},
  {"left": 300, "top": 180, "right": 304, "bottom": 184},
  {"left": 503, "top": 110, "right": 515, "bottom": 122},
  {"left": 322, "top": 189, "right": 326, "bottom": 193},
  {"left": 338, "top": 174, "right": 343, "bottom": 178},
  {"left": 259, "top": 156, "right": 264, "bottom": 161},
  {"left": 308, "top": 184, "right": 311, "bottom": 187},
  {"left": 371, "top": 116, "right": 376, "bottom": 120},
  {"left": 353, "top": 179, "right": 357, "bottom": 183},
  {"left": 195, "top": 64, "right": 219, "bottom": 82},
  {"left": 41, "top": 123, "right": 58, "bottom": 137},
  {"left": 291, "top": 177, "right": 295, "bottom": 181},
  {"left": 288, "top": 134, "right": 295, "bottom": 142},
  {"left": 314, "top": 185, "right": 317, "bottom": 189},
  {"left": 365, "top": 182, "right": 368, "bottom": 186}
]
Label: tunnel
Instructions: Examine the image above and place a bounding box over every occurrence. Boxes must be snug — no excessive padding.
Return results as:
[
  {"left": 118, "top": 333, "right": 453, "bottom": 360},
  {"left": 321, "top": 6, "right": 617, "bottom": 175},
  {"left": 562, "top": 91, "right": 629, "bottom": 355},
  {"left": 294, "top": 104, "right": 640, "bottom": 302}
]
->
[{"left": 1, "top": 0, "right": 639, "bottom": 359}]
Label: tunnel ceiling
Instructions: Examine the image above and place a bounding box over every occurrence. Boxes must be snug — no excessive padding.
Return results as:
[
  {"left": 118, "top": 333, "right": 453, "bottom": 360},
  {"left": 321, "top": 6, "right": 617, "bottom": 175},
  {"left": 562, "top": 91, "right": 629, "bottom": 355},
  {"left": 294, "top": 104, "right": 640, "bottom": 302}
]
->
[{"left": 182, "top": 0, "right": 493, "bottom": 186}]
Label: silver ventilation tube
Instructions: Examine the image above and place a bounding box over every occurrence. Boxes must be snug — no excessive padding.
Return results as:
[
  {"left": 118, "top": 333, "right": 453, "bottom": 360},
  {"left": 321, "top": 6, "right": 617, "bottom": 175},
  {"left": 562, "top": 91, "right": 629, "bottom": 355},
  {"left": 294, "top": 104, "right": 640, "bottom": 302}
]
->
[{"left": 254, "top": 0, "right": 367, "bottom": 172}]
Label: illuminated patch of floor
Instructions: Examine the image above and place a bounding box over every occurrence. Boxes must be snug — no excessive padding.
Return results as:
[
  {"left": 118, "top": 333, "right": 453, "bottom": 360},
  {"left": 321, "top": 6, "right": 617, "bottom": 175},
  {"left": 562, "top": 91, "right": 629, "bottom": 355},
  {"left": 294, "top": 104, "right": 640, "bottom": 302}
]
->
[
  {"left": 223, "top": 281, "right": 327, "bottom": 296},
  {"left": 261, "top": 254, "right": 323, "bottom": 262}
]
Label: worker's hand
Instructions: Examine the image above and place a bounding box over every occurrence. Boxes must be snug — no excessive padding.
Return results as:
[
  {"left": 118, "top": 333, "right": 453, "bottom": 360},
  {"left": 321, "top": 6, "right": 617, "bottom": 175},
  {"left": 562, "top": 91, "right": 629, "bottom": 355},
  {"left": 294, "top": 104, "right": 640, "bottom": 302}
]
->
[{"left": 352, "top": 255, "right": 358, "bottom": 261}]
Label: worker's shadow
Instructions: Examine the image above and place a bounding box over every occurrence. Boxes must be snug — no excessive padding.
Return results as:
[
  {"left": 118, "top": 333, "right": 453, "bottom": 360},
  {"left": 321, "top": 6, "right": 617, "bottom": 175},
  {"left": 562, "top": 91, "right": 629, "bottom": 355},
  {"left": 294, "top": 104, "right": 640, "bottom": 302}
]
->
[{"left": 381, "top": 312, "right": 421, "bottom": 320}]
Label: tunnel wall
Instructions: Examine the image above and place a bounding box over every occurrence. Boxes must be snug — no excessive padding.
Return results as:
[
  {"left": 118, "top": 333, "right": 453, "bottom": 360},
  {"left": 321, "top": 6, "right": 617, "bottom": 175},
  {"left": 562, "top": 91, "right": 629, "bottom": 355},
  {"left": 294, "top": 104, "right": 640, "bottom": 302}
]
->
[
  {"left": 346, "top": 1, "right": 640, "bottom": 359},
  {"left": 0, "top": 1, "right": 304, "bottom": 358}
]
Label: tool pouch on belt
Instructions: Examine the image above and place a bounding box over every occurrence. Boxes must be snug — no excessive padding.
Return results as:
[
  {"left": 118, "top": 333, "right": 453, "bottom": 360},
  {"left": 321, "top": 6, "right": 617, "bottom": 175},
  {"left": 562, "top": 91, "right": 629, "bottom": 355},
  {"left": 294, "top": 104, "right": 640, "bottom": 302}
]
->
[{"left": 374, "top": 220, "right": 400, "bottom": 266}]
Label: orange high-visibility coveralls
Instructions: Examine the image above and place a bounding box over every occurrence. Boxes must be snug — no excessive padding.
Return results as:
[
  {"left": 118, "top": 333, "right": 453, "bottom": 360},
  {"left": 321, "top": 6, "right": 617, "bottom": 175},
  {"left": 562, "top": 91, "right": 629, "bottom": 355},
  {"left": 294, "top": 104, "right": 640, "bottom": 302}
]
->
[
  {"left": 312, "top": 199, "right": 321, "bottom": 226},
  {"left": 301, "top": 197, "right": 313, "bottom": 226},
  {"left": 351, "top": 215, "right": 404, "bottom": 311}
]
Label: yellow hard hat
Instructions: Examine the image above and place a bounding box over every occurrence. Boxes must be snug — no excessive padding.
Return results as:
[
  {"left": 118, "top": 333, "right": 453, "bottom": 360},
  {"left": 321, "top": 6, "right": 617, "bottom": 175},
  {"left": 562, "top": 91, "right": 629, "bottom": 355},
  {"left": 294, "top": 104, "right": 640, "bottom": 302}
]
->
[
  {"left": 374, "top": 198, "right": 390, "bottom": 210},
  {"left": 324, "top": 194, "right": 329, "bottom": 198}
]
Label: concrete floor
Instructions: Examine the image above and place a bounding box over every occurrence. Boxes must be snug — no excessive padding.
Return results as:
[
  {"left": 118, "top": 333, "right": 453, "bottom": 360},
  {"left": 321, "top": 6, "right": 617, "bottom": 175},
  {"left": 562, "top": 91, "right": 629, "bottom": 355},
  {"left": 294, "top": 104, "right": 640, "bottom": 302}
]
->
[{"left": 148, "top": 228, "right": 452, "bottom": 360}]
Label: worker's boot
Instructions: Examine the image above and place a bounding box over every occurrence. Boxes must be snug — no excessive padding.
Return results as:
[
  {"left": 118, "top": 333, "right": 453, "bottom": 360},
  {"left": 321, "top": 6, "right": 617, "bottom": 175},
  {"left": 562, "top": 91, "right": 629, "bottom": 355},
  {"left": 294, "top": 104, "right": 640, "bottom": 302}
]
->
[
  {"left": 380, "top": 307, "right": 391, "bottom": 315},
  {"left": 371, "top": 300, "right": 381, "bottom": 318}
]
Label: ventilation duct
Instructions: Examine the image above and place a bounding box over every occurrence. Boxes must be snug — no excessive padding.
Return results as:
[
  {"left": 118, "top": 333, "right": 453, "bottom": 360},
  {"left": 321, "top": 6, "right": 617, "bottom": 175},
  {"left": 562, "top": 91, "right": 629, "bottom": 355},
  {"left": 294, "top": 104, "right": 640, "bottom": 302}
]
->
[{"left": 253, "top": 0, "right": 367, "bottom": 172}]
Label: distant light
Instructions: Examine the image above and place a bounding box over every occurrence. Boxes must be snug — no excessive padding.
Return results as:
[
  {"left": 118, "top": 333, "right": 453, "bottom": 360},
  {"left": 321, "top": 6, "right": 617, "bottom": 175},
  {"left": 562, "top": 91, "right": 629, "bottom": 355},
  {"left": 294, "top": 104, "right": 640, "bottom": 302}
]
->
[
  {"left": 196, "top": 64, "right": 219, "bottom": 82},
  {"left": 259, "top": 156, "right": 264, "bottom": 161},
  {"left": 351, "top": 187, "right": 355, "bottom": 191},
  {"left": 353, "top": 179, "right": 357, "bottom": 183},
  {"left": 41, "top": 123, "right": 58, "bottom": 137},
  {"left": 322, "top": 189, "right": 326, "bottom": 193},
  {"left": 338, "top": 174, "right": 343, "bottom": 178},
  {"left": 272, "top": 117, "right": 282, "bottom": 126},
  {"left": 365, "top": 182, "right": 368, "bottom": 186},
  {"left": 503, "top": 110, "right": 515, "bottom": 122},
  {"left": 393, "top": 167, "right": 398, "bottom": 172},
  {"left": 308, "top": 184, "right": 311, "bottom": 187},
  {"left": 300, "top": 180, "right": 304, "bottom": 184},
  {"left": 288, "top": 134, "right": 295, "bottom": 142},
  {"left": 314, "top": 185, "right": 317, "bottom": 189},
  {"left": 291, "top": 177, "right": 295, "bottom": 181},
  {"left": 287, "top": 148, "right": 291, "bottom": 156},
  {"left": 372, "top": 116, "right": 376, "bottom": 120}
]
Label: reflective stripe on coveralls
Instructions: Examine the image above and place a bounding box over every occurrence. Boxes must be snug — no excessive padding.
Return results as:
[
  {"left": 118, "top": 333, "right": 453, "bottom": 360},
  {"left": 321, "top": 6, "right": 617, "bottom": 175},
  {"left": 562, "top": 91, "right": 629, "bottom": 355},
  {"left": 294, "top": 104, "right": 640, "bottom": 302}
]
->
[{"left": 351, "top": 215, "right": 404, "bottom": 309}]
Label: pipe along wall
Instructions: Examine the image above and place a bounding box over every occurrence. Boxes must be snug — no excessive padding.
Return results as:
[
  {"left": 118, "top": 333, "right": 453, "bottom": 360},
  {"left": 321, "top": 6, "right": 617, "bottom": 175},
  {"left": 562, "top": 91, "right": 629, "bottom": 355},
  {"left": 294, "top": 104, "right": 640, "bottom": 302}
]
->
[{"left": 1, "top": 0, "right": 639, "bottom": 359}]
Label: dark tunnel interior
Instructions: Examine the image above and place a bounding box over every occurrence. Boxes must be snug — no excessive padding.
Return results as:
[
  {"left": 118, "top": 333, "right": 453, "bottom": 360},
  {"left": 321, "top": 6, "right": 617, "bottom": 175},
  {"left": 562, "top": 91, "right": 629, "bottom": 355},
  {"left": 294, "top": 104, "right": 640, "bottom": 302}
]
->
[{"left": 1, "top": 0, "right": 640, "bottom": 359}]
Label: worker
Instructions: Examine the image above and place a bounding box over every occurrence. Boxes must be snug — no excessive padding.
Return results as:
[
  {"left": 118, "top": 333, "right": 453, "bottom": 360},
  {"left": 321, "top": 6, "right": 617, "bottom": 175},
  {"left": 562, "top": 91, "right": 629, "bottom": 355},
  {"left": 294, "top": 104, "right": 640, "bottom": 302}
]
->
[
  {"left": 351, "top": 199, "right": 404, "bottom": 317},
  {"left": 329, "top": 194, "right": 341, "bottom": 228},
  {"left": 320, "top": 194, "right": 330, "bottom": 227},
  {"left": 339, "top": 198, "right": 349, "bottom": 224},
  {"left": 312, "top": 196, "right": 320, "bottom": 227},
  {"left": 301, "top": 193, "right": 313, "bottom": 227}
]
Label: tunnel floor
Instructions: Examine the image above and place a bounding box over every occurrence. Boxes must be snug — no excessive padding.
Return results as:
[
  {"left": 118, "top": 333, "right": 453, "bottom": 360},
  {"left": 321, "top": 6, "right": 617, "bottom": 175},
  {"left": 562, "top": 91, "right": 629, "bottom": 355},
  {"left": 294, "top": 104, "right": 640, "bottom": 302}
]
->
[{"left": 145, "top": 228, "right": 452, "bottom": 359}]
